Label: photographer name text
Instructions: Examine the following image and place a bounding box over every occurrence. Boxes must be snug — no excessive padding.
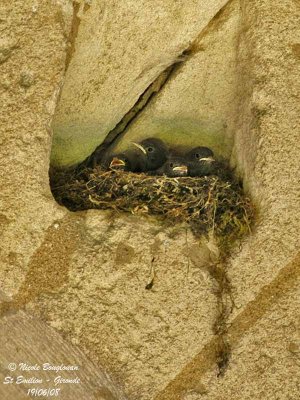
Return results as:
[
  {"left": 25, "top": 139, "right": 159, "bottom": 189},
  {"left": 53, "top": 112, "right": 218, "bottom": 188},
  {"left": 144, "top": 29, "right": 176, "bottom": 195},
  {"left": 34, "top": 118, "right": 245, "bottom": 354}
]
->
[{"left": 13, "top": 363, "right": 79, "bottom": 372}]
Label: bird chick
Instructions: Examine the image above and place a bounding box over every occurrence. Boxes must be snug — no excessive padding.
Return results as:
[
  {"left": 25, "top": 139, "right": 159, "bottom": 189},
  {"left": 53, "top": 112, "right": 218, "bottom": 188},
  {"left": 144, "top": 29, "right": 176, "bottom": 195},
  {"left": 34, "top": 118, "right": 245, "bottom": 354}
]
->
[
  {"left": 102, "top": 139, "right": 154, "bottom": 172},
  {"left": 103, "top": 153, "right": 132, "bottom": 171},
  {"left": 185, "top": 146, "right": 216, "bottom": 177},
  {"left": 131, "top": 138, "right": 168, "bottom": 172},
  {"left": 156, "top": 157, "right": 189, "bottom": 177},
  {"left": 186, "top": 146, "right": 215, "bottom": 163}
]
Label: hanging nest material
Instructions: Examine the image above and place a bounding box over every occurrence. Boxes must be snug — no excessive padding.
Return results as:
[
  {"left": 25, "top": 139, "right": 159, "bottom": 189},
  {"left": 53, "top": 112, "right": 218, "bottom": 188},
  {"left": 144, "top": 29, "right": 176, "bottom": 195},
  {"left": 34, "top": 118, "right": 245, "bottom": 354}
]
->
[{"left": 51, "top": 166, "right": 254, "bottom": 252}]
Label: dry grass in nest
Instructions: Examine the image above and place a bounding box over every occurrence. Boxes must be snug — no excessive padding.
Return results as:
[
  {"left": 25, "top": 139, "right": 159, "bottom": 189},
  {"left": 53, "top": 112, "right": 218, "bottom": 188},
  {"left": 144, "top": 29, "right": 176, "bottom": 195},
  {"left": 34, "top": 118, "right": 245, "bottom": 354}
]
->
[{"left": 50, "top": 166, "right": 254, "bottom": 253}]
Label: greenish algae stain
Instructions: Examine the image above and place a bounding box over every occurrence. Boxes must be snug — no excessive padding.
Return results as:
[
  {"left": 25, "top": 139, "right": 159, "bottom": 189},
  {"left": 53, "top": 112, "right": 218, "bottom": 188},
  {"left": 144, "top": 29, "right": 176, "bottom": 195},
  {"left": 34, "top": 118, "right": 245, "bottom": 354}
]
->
[
  {"left": 114, "top": 117, "right": 233, "bottom": 159},
  {"left": 50, "top": 117, "right": 233, "bottom": 168}
]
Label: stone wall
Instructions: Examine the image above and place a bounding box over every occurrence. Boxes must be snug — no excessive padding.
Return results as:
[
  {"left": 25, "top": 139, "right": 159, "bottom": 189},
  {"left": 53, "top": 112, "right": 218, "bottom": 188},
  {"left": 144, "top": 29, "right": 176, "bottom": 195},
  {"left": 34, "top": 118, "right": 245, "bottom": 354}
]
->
[
  {"left": 0, "top": 1, "right": 299, "bottom": 400},
  {"left": 51, "top": 0, "right": 230, "bottom": 167}
]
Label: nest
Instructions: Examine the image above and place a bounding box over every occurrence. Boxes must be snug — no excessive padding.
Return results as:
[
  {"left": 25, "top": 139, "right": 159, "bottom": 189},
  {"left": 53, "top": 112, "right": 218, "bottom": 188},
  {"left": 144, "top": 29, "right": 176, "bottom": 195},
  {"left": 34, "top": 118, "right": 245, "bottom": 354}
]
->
[{"left": 51, "top": 166, "right": 254, "bottom": 253}]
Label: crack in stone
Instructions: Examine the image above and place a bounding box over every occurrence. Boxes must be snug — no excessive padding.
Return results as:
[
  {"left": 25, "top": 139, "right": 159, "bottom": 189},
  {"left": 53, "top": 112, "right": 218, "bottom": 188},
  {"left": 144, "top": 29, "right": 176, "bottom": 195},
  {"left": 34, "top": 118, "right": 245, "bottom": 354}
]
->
[
  {"left": 65, "top": 2, "right": 81, "bottom": 71},
  {"left": 65, "top": 1, "right": 91, "bottom": 72},
  {"left": 83, "top": 55, "right": 189, "bottom": 168},
  {"left": 69, "top": 0, "right": 234, "bottom": 170}
]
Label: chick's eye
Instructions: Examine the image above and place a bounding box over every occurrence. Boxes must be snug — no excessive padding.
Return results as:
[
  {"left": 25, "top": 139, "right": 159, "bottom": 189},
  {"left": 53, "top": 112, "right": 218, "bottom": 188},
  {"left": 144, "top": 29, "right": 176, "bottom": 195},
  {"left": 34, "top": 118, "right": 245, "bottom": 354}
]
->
[
  {"left": 169, "top": 163, "right": 174, "bottom": 168},
  {"left": 147, "top": 147, "right": 153, "bottom": 153},
  {"left": 195, "top": 153, "right": 200, "bottom": 159}
]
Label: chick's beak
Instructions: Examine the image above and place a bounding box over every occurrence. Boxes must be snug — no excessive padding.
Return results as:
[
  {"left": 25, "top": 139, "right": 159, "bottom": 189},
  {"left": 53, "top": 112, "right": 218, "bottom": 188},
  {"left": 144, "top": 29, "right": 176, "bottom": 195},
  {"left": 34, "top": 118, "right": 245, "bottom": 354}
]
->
[
  {"left": 132, "top": 142, "right": 147, "bottom": 155},
  {"left": 110, "top": 157, "right": 126, "bottom": 168},
  {"left": 199, "top": 156, "right": 215, "bottom": 163},
  {"left": 173, "top": 165, "right": 188, "bottom": 174}
]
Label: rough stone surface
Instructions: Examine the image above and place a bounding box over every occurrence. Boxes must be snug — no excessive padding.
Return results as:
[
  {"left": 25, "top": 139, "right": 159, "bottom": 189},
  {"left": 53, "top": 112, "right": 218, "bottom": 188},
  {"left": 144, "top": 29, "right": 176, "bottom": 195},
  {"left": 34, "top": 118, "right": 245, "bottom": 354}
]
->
[
  {"left": 23, "top": 212, "right": 218, "bottom": 399},
  {"left": 51, "top": 0, "right": 229, "bottom": 167},
  {"left": 227, "top": 0, "right": 300, "bottom": 312},
  {"left": 152, "top": 0, "right": 300, "bottom": 398},
  {"left": 1, "top": 0, "right": 300, "bottom": 400},
  {"left": 113, "top": 0, "right": 239, "bottom": 160},
  {"left": 0, "top": 292, "right": 126, "bottom": 400},
  {"left": 0, "top": 1, "right": 126, "bottom": 398},
  {"left": 0, "top": 0, "right": 72, "bottom": 295},
  {"left": 178, "top": 272, "right": 300, "bottom": 400}
]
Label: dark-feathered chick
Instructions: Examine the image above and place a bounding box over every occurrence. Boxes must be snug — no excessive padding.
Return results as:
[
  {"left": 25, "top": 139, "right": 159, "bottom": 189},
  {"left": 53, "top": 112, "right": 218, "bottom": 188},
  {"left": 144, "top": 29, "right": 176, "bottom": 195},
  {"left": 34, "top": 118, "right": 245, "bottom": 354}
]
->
[
  {"left": 156, "top": 157, "right": 189, "bottom": 177},
  {"left": 102, "top": 150, "right": 144, "bottom": 172},
  {"left": 185, "top": 146, "right": 216, "bottom": 177},
  {"left": 131, "top": 138, "right": 168, "bottom": 172}
]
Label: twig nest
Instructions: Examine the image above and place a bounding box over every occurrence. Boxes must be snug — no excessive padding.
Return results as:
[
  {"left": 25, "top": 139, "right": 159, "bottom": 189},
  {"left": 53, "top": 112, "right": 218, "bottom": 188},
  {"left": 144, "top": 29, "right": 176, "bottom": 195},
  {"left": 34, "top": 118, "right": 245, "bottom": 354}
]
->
[{"left": 51, "top": 166, "right": 254, "bottom": 253}]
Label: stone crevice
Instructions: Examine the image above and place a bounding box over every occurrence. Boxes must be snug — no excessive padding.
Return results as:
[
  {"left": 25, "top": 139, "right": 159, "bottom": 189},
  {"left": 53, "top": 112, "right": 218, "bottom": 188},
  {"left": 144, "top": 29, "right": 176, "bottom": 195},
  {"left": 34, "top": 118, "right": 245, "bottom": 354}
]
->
[{"left": 85, "top": 59, "right": 185, "bottom": 168}]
